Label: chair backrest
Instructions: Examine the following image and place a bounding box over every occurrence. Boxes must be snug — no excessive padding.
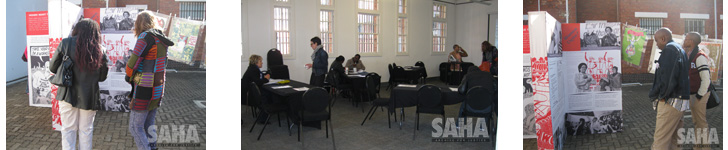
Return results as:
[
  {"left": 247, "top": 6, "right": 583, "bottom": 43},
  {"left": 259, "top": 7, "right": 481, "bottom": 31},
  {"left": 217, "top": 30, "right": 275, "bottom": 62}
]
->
[
  {"left": 302, "top": 87, "right": 331, "bottom": 113},
  {"left": 247, "top": 82, "right": 263, "bottom": 107},
  {"left": 464, "top": 86, "right": 492, "bottom": 111},
  {"left": 267, "top": 48, "right": 284, "bottom": 66},
  {"left": 365, "top": 73, "right": 382, "bottom": 99},
  {"left": 268, "top": 65, "right": 290, "bottom": 79},
  {"left": 394, "top": 66, "right": 406, "bottom": 78},
  {"left": 417, "top": 85, "right": 442, "bottom": 108},
  {"left": 326, "top": 71, "right": 340, "bottom": 87},
  {"left": 415, "top": 61, "right": 427, "bottom": 77}
]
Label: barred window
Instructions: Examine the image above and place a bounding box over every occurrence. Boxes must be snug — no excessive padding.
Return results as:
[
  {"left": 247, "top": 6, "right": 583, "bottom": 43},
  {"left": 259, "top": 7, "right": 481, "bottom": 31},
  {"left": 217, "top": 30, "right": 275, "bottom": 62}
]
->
[
  {"left": 398, "top": 0, "right": 406, "bottom": 14},
  {"left": 433, "top": 3, "right": 446, "bottom": 19},
  {"left": 321, "top": 0, "right": 333, "bottom": 6},
  {"left": 358, "top": 13, "right": 379, "bottom": 53},
  {"left": 180, "top": 2, "right": 205, "bottom": 21},
  {"left": 320, "top": 10, "right": 334, "bottom": 54},
  {"left": 639, "top": 18, "right": 662, "bottom": 35},
  {"left": 274, "top": 7, "right": 291, "bottom": 55},
  {"left": 276, "top": 0, "right": 289, "bottom": 2},
  {"left": 433, "top": 21, "right": 446, "bottom": 52},
  {"left": 358, "top": 0, "right": 377, "bottom": 10},
  {"left": 684, "top": 19, "right": 705, "bottom": 35},
  {"left": 397, "top": 17, "right": 407, "bottom": 54}
]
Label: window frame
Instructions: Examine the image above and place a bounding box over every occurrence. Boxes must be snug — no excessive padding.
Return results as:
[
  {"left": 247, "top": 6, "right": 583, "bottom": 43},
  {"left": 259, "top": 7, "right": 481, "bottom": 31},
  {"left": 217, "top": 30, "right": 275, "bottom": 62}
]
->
[
  {"left": 432, "top": 2, "right": 447, "bottom": 55},
  {"left": 319, "top": 9, "right": 335, "bottom": 57},
  {"left": 356, "top": 0, "right": 381, "bottom": 56},
  {"left": 397, "top": 17, "right": 408, "bottom": 55},
  {"left": 684, "top": 19, "right": 706, "bottom": 35},
  {"left": 179, "top": 2, "right": 206, "bottom": 21},
  {"left": 638, "top": 18, "right": 662, "bottom": 36},
  {"left": 272, "top": 1, "right": 296, "bottom": 59}
]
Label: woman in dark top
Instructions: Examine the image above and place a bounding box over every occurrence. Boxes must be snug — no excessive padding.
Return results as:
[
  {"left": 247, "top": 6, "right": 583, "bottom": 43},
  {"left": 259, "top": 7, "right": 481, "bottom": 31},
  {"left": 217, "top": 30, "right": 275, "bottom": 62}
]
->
[
  {"left": 50, "top": 18, "right": 109, "bottom": 150},
  {"left": 329, "top": 55, "right": 349, "bottom": 84},
  {"left": 242, "top": 54, "right": 270, "bottom": 124}
]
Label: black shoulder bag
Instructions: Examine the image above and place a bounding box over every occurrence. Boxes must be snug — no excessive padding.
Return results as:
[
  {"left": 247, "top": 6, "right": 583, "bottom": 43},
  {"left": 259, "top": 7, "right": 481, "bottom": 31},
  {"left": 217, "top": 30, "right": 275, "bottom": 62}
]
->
[
  {"left": 689, "top": 49, "right": 721, "bottom": 109},
  {"left": 49, "top": 40, "right": 74, "bottom": 87}
]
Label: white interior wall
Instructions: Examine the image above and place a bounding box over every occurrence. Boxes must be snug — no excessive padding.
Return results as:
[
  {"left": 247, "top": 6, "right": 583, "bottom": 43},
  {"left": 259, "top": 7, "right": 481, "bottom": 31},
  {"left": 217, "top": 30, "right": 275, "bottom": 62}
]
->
[
  {"left": 7, "top": 0, "right": 49, "bottom": 82},
  {"left": 242, "top": 0, "right": 494, "bottom": 82},
  {"left": 454, "top": 2, "right": 497, "bottom": 65}
]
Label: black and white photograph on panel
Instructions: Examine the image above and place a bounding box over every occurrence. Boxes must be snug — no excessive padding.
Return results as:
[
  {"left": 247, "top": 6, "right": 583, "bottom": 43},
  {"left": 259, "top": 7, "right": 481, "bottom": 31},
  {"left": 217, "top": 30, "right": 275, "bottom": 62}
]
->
[
  {"left": 580, "top": 22, "right": 621, "bottom": 50},
  {"left": 100, "top": 7, "right": 139, "bottom": 33}
]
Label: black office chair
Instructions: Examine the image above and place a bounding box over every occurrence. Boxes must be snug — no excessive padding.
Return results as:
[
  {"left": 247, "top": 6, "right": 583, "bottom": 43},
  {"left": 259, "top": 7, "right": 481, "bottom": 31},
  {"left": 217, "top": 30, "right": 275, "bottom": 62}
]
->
[
  {"left": 242, "top": 79, "right": 258, "bottom": 119},
  {"left": 415, "top": 61, "right": 427, "bottom": 84},
  {"left": 360, "top": 73, "right": 395, "bottom": 128},
  {"left": 439, "top": 63, "right": 449, "bottom": 82},
  {"left": 458, "top": 86, "right": 496, "bottom": 147},
  {"left": 413, "top": 85, "right": 444, "bottom": 140},
  {"left": 297, "top": 87, "right": 336, "bottom": 149},
  {"left": 326, "top": 71, "right": 353, "bottom": 107},
  {"left": 247, "top": 82, "right": 291, "bottom": 141},
  {"left": 267, "top": 48, "right": 290, "bottom": 79}
]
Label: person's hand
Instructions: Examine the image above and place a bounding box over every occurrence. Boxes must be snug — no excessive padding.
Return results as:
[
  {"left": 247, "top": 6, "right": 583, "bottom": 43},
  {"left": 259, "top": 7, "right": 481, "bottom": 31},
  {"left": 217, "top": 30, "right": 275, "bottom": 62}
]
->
[
  {"left": 305, "top": 64, "right": 313, "bottom": 69},
  {"left": 264, "top": 74, "right": 271, "bottom": 80}
]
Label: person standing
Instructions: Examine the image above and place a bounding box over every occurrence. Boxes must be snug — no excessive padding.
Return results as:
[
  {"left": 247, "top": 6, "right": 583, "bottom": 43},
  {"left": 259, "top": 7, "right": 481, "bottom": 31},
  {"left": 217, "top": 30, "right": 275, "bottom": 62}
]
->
[
  {"left": 575, "top": 63, "right": 595, "bottom": 92},
  {"left": 50, "top": 18, "right": 109, "bottom": 150},
  {"left": 683, "top": 32, "right": 711, "bottom": 150},
  {"left": 305, "top": 37, "right": 328, "bottom": 87},
  {"left": 649, "top": 28, "right": 690, "bottom": 150},
  {"left": 345, "top": 54, "right": 366, "bottom": 71},
  {"left": 125, "top": 11, "right": 175, "bottom": 150},
  {"left": 480, "top": 41, "right": 498, "bottom": 74}
]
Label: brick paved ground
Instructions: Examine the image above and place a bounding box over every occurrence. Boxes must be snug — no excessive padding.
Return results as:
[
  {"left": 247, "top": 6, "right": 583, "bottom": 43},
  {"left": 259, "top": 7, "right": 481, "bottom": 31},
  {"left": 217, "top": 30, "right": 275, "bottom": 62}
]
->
[
  {"left": 6, "top": 69, "right": 206, "bottom": 149},
  {"left": 524, "top": 84, "right": 723, "bottom": 150}
]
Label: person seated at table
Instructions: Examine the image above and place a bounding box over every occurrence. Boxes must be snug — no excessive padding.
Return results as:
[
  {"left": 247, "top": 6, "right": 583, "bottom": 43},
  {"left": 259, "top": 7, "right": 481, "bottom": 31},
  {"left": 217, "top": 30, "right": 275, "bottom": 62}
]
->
[
  {"left": 345, "top": 54, "right": 366, "bottom": 71},
  {"left": 329, "top": 55, "right": 350, "bottom": 84},
  {"left": 242, "top": 54, "right": 271, "bottom": 124},
  {"left": 449, "top": 44, "right": 469, "bottom": 71},
  {"left": 459, "top": 66, "right": 494, "bottom": 94}
]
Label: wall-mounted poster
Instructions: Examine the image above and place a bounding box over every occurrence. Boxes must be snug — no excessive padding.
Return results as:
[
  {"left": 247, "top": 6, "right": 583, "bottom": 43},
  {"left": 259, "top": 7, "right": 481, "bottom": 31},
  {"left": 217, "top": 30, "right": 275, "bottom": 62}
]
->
[
  {"left": 524, "top": 25, "right": 530, "bottom": 53},
  {"left": 622, "top": 26, "right": 647, "bottom": 67},
  {"left": 150, "top": 11, "right": 172, "bottom": 34},
  {"left": 698, "top": 41, "right": 723, "bottom": 82},
  {"left": 523, "top": 54, "right": 537, "bottom": 139},
  {"left": 100, "top": 7, "right": 139, "bottom": 34},
  {"left": 168, "top": 17, "right": 203, "bottom": 65},
  {"left": 26, "top": 11, "right": 52, "bottom": 108},
  {"left": 580, "top": 22, "right": 621, "bottom": 50}
]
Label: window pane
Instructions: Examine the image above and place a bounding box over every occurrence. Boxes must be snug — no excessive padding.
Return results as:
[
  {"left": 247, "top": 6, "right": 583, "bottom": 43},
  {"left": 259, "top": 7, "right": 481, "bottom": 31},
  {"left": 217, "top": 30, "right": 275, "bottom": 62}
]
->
[
  {"left": 358, "top": 0, "right": 377, "bottom": 10},
  {"left": 433, "top": 3, "right": 446, "bottom": 19},
  {"left": 358, "top": 13, "right": 378, "bottom": 53},
  {"left": 320, "top": 10, "right": 334, "bottom": 53},
  {"left": 274, "top": 7, "right": 290, "bottom": 55},
  {"left": 433, "top": 22, "right": 446, "bottom": 52}
]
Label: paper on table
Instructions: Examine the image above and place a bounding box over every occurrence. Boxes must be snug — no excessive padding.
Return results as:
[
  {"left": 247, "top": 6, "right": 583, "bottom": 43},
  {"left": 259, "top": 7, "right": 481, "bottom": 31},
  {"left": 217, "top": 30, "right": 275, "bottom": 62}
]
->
[
  {"left": 293, "top": 87, "right": 309, "bottom": 91},
  {"left": 449, "top": 87, "right": 458, "bottom": 92},
  {"left": 397, "top": 84, "right": 417, "bottom": 88},
  {"left": 266, "top": 79, "right": 284, "bottom": 85},
  {"left": 271, "top": 85, "right": 292, "bottom": 89}
]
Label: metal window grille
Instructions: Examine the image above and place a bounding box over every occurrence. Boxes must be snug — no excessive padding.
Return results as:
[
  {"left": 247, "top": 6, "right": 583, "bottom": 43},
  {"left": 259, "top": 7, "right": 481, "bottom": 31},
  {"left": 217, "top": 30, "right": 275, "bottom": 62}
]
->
[
  {"left": 180, "top": 2, "right": 205, "bottom": 21},
  {"left": 684, "top": 19, "right": 705, "bottom": 35},
  {"left": 639, "top": 18, "right": 662, "bottom": 35},
  {"left": 358, "top": 13, "right": 379, "bottom": 53}
]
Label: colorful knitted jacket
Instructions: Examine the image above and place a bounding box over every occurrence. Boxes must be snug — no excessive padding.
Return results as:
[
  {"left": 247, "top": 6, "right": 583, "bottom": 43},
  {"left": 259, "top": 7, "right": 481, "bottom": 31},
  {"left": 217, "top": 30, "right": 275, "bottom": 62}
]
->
[{"left": 125, "top": 29, "right": 174, "bottom": 111}]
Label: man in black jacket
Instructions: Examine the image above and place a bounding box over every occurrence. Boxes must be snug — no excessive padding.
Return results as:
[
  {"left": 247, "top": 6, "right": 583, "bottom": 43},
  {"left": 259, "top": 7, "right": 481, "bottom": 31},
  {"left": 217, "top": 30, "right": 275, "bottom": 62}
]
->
[{"left": 649, "top": 28, "right": 690, "bottom": 149}]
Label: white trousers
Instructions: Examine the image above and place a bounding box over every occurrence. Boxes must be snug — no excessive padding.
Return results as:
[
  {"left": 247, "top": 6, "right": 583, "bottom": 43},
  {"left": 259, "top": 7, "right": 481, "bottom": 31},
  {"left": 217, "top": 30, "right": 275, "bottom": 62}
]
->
[{"left": 59, "top": 101, "right": 97, "bottom": 150}]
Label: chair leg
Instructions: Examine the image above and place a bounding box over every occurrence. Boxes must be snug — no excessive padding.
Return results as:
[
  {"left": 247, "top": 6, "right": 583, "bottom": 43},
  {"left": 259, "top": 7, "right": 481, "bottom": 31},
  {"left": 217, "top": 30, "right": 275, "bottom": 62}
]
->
[
  {"left": 277, "top": 113, "right": 282, "bottom": 127},
  {"left": 287, "top": 116, "right": 291, "bottom": 136},
  {"left": 257, "top": 115, "right": 272, "bottom": 140},
  {"left": 329, "top": 120, "right": 337, "bottom": 150},
  {"left": 413, "top": 113, "right": 418, "bottom": 140},
  {"left": 298, "top": 120, "right": 302, "bottom": 142},
  {"left": 361, "top": 106, "right": 377, "bottom": 126},
  {"left": 416, "top": 113, "right": 420, "bottom": 130},
  {"left": 368, "top": 106, "right": 377, "bottom": 120},
  {"left": 387, "top": 110, "right": 397, "bottom": 129},
  {"left": 249, "top": 111, "right": 260, "bottom": 133},
  {"left": 325, "top": 120, "right": 329, "bottom": 138},
  {"left": 392, "top": 110, "right": 396, "bottom": 129}
]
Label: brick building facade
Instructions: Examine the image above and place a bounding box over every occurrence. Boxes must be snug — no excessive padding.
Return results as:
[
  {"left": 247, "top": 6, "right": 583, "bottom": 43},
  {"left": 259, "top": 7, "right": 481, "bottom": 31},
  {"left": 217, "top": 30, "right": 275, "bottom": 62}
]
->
[{"left": 524, "top": 0, "right": 722, "bottom": 80}]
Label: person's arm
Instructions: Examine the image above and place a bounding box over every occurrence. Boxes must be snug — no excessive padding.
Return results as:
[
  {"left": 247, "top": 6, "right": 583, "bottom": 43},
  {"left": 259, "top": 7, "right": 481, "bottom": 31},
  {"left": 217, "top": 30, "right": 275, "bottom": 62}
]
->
[
  {"left": 344, "top": 59, "right": 353, "bottom": 69},
  {"left": 125, "top": 33, "right": 154, "bottom": 83},
  {"left": 99, "top": 51, "right": 109, "bottom": 82},
  {"left": 696, "top": 55, "right": 711, "bottom": 97},
  {"left": 358, "top": 60, "right": 365, "bottom": 70},
  {"left": 49, "top": 40, "right": 65, "bottom": 74},
  {"left": 649, "top": 46, "right": 678, "bottom": 99},
  {"left": 575, "top": 74, "right": 588, "bottom": 87},
  {"left": 460, "top": 48, "right": 468, "bottom": 57}
]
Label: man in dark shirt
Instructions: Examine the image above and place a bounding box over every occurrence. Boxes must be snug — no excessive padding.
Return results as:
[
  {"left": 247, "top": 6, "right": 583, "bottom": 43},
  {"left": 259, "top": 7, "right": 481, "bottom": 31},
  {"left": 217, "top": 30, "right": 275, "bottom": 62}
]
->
[{"left": 649, "top": 28, "right": 690, "bottom": 149}]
